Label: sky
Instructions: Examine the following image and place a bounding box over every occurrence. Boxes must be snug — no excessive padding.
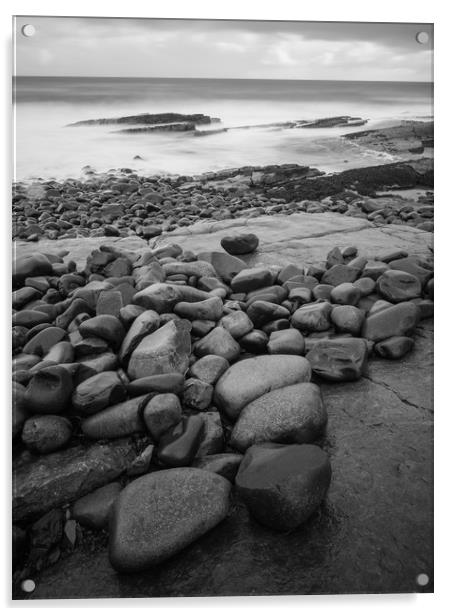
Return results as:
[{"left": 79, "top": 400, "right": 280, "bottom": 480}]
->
[{"left": 14, "top": 17, "right": 433, "bottom": 81}]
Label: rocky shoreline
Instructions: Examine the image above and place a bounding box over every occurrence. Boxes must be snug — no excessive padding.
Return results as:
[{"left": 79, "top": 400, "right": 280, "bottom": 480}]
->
[{"left": 12, "top": 124, "right": 434, "bottom": 596}]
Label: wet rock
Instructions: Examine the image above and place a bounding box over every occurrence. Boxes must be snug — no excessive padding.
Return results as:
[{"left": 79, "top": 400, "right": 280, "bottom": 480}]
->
[
  {"left": 22, "top": 415, "right": 72, "bottom": 454},
  {"left": 214, "top": 355, "right": 311, "bottom": 420},
  {"left": 247, "top": 300, "right": 290, "bottom": 328},
  {"left": 291, "top": 302, "right": 332, "bottom": 332},
  {"left": 331, "top": 305, "right": 365, "bottom": 336},
  {"left": 321, "top": 264, "right": 360, "bottom": 286},
  {"left": 374, "top": 336, "right": 415, "bottom": 359},
  {"left": 330, "top": 283, "right": 361, "bottom": 306},
  {"left": 220, "top": 310, "right": 254, "bottom": 339},
  {"left": 174, "top": 296, "right": 223, "bottom": 321},
  {"left": 239, "top": 329, "right": 268, "bottom": 354},
  {"left": 13, "top": 439, "right": 137, "bottom": 522},
  {"left": 388, "top": 257, "right": 432, "bottom": 287},
  {"left": 157, "top": 415, "right": 205, "bottom": 467},
  {"left": 24, "top": 365, "right": 73, "bottom": 415},
  {"left": 197, "top": 251, "right": 247, "bottom": 283},
  {"left": 267, "top": 329, "right": 305, "bottom": 355},
  {"left": 231, "top": 383, "right": 327, "bottom": 451},
  {"left": 196, "top": 411, "right": 224, "bottom": 456},
  {"left": 127, "top": 373, "right": 185, "bottom": 396},
  {"left": 189, "top": 354, "right": 229, "bottom": 385},
  {"left": 362, "top": 301, "right": 420, "bottom": 342},
  {"left": 220, "top": 233, "right": 259, "bottom": 255},
  {"left": 71, "top": 482, "right": 122, "bottom": 530},
  {"left": 306, "top": 337, "right": 368, "bottom": 381},
  {"left": 79, "top": 315, "right": 125, "bottom": 351},
  {"left": 72, "top": 371, "right": 127, "bottom": 416},
  {"left": 128, "top": 319, "right": 191, "bottom": 379},
  {"left": 133, "top": 283, "right": 210, "bottom": 313},
  {"left": 183, "top": 378, "right": 213, "bottom": 411},
  {"left": 192, "top": 453, "right": 243, "bottom": 482},
  {"left": 230, "top": 267, "right": 274, "bottom": 293},
  {"left": 81, "top": 396, "right": 149, "bottom": 439},
  {"left": 118, "top": 309, "right": 160, "bottom": 365},
  {"left": 193, "top": 326, "right": 241, "bottom": 362},
  {"left": 235, "top": 443, "right": 331, "bottom": 531},
  {"left": 109, "top": 468, "right": 231, "bottom": 572},
  {"left": 13, "top": 253, "right": 53, "bottom": 288},
  {"left": 143, "top": 393, "right": 182, "bottom": 440},
  {"left": 376, "top": 270, "right": 422, "bottom": 303}
]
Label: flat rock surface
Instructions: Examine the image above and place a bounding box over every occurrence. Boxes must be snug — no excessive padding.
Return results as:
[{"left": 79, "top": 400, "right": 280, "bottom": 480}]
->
[
  {"left": 20, "top": 213, "right": 433, "bottom": 598},
  {"left": 14, "top": 212, "right": 433, "bottom": 270}
]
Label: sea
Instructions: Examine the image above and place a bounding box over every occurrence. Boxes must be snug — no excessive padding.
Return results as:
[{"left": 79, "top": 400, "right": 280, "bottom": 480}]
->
[{"left": 13, "top": 77, "right": 433, "bottom": 182}]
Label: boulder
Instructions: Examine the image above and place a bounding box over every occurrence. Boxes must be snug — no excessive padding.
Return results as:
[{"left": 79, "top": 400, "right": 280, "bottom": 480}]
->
[
  {"left": 291, "top": 302, "right": 332, "bottom": 332},
  {"left": 230, "top": 383, "right": 327, "bottom": 451},
  {"left": 193, "top": 326, "right": 241, "bottom": 362},
  {"left": 230, "top": 267, "right": 274, "bottom": 293},
  {"left": 72, "top": 371, "right": 127, "bottom": 416},
  {"left": 157, "top": 415, "right": 205, "bottom": 467},
  {"left": 118, "top": 309, "right": 160, "bottom": 364},
  {"left": 109, "top": 468, "right": 231, "bottom": 572},
  {"left": 132, "top": 283, "right": 210, "bottom": 313},
  {"left": 127, "top": 319, "right": 191, "bottom": 379},
  {"left": 235, "top": 443, "right": 331, "bottom": 531},
  {"left": 192, "top": 453, "right": 243, "bottom": 482},
  {"left": 24, "top": 365, "right": 73, "bottom": 415},
  {"left": 362, "top": 301, "right": 420, "bottom": 342},
  {"left": 220, "top": 233, "right": 259, "bottom": 255},
  {"left": 331, "top": 305, "right": 365, "bottom": 336},
  {"left": 214, "top": 355, "right": 311, "bottom": 420},
  {"left": 306, "top": 337, "right": 368, "bottom": 381},
  {"left": 13, "top": 253, "right": 53, "bottom": 288},
  {"left": 267, "top": 329, "right": 305, "bottom": 355},
  {"left": 220, "top": 311, "right": 254, "bottom": 339},
  {"left": 189, "top": 355, "right": 229, "bottom": 385},
  {"left": 142, "top": 393, "right": 182, "bottom": 440},
  {"left": 376, "top": 270, "right": 422, "bottom": 303},
  {"left": 374, "top": 336, "right": 414, "bottom": 359},
  {"left": 79, "top": 315, "right": 125, "bottom": 351},
  {"left": 81, "top": 396, "right": 149, "bottom": 439},
  {"left": 197, "top": 251, "right": 247, "bottom": 283},
  {"left": 21, "top": 415, "right": 72, "bottom": 454}
]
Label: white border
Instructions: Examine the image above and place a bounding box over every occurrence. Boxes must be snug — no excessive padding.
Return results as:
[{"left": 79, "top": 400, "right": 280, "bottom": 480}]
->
[{"left": 1, "top": 1, "right": 450, "bottom": 614}]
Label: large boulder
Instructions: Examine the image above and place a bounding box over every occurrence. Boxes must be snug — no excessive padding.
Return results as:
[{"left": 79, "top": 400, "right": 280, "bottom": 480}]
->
[
  {"left": 214, "top": 355, "right": 312, "bottom": 420},
  {"left": 127, "top": 320, "right": 191, "bottom": 379},
  {"left": 235, "top": 443, "right": 331, "bottom": 531},
  {"left": 230, "top": 383, "right": 327, "bottom": 451},
  {"left": 109, "top": 468, "right": 231, "bottom": 572}
]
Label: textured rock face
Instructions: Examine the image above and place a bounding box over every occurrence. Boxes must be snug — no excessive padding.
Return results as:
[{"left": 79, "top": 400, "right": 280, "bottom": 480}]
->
[
  {"left": 127, "top": 320, "right": 191, "bottom": 379},
  {"left": 306, "top": 338, "right": 368, "bottom": 381},
  {"left": 109, "top": 468, "right": 231, "bottom": 572},
  {"left": 362, "top": 301, "right": 420, "bottom": 342},
  {"left": 13, "top": 440, "right": 137, "bottom": 522},
  {"left": 214, "top": 355, "right": 312, "bottom": 420},
  {"left": 376, "top": 270, "right": 422, "bottom": 303},
  {"left": 235, "top": 443, "right": 332, "bottom": 531},
  {"left": 230, "top": 383, "right": 327, "bottom": 452}
]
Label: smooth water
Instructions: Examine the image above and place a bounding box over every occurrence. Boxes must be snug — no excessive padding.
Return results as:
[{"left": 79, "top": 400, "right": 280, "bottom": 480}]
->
[{"left": 13, "top": 77, "right": 433, "bottom": 181}]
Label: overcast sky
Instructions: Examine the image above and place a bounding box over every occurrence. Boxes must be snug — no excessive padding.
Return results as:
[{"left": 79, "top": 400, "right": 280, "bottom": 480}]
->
[{"left": 15, "top": 17, "right": 433, "bottom": 81}]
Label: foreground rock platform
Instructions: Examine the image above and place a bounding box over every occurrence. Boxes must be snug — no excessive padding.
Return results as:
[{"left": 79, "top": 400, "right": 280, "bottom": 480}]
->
[
  {"left": 13, "top": 208, "right": 433, "bottom": 598},
  {"left": 23, "top": 319, "right": 432, "bottom": 597}
]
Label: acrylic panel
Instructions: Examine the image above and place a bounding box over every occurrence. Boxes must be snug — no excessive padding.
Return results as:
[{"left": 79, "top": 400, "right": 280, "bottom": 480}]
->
[{"left": 12, "top": 16, "right": 434, "bottom": 599}]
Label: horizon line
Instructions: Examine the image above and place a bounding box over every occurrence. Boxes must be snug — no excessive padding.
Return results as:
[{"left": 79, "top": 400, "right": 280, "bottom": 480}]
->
[{"left": 13, "top": 75, "right": 433, "bottom": 84}]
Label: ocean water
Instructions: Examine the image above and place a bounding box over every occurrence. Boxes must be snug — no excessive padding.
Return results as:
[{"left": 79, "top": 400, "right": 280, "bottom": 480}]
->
[{"left": 13, "top": 77, "right": 433, "bottom": 181}]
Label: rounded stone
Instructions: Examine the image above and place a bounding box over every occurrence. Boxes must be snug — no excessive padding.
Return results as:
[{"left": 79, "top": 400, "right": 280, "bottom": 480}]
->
[
  {"left": 127, "top": 373, "right": 185, "bottom": 396},
  {"left": 230, "top": 383, "right": 327, "bottom": 452},
  {"left": 306, "top": 337, "right": 368, "bottom": 381},
  {"left": 189, "top": 354, "right": 229, "bottom": 385},
  {"left": 24, "top": 365, "right": 74, "bottom": 415},
  {"left": 220, "top": 310, "right": 254, "bottom": 339},
  {"left": 291, "top": 302, "right": 332, "bottom": 332},
  {"left": 235, "top": 443, "right": 331, "bottom": 531},
  {"left": 21, "top": 415, "right": 72, "bottom": 454},
  {"left": 72, "top": 371, "right": 128, "bottom": 416},
  {"left": 374, "top": 336, "right": 414, "bottom": 359},
  {"left": 214, "top": 355, "right": 312, "bottom": 420},
  {"left": 143, "top": 393, "right": 182, "bottom": 440},
  {"left": 193, "top": 326, "right": 241, "bottom": 363},
  {"left": 220, "top": 233, "right": 259, "bottom": 255},
  {"left": 72, "top": 482, "right": 122, "bottom": 530},
  {"left": 157, "top": 415, "right": 205, "bottom": 467},
  {"left": 330, "top": 283, "right": 361, "bottom": 306},
  {"left": 376, "top": 270, "right": 422, "bottom": 303},
  {"left": 109, "top": 468, "right": 231, "bottom": 572},
  {"left": 331, "top": 305, "right": 365, "bottom": 336},
  {"left": 79, "top": 315, "right": 126, "bottom": 351},
  {"left": 267, "top": 329, "right": 305, "bottom": 355}
]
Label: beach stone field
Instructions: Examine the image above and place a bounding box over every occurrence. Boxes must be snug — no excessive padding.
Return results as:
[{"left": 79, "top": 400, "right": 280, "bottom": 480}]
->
[{"left": 12, "top": 156, "right": 433, "bottom": 598}]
